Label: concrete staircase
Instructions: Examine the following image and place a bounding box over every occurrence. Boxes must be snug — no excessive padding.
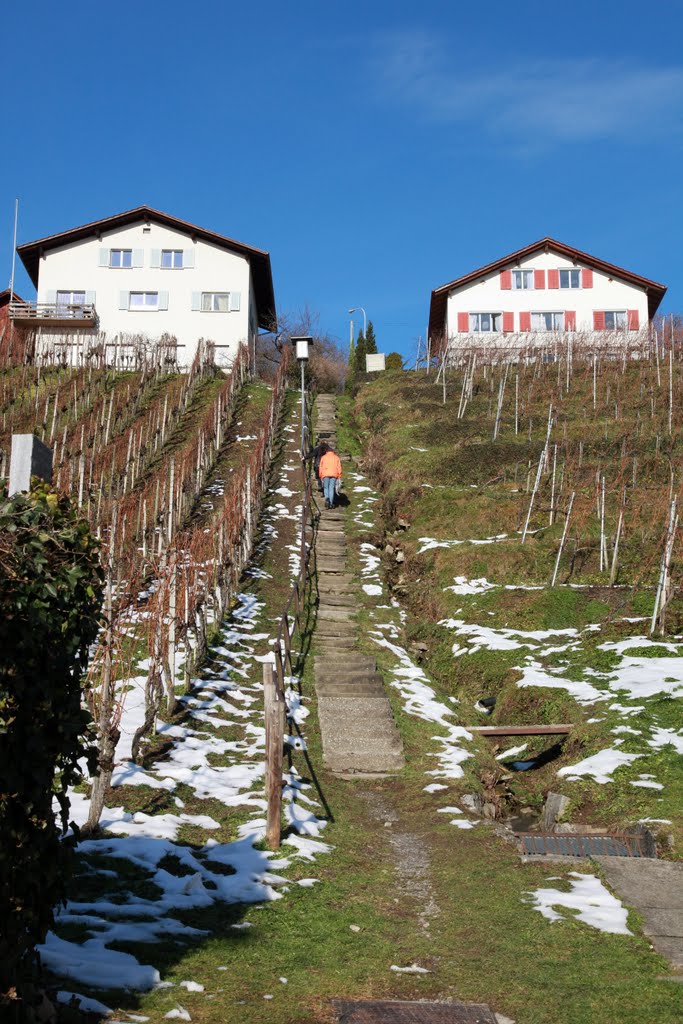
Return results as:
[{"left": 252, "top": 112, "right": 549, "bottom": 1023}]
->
[{"left": 312, "top": 395, "right": 405, "bottom": 775}]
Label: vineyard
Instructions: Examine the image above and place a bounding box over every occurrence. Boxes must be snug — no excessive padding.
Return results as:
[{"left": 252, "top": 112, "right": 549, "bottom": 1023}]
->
[{"left": 0, "top": 340, "right": 292, "bottom": 836}]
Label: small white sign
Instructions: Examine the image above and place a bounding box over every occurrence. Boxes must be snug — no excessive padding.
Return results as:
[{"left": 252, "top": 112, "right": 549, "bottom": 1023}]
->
[{"left": 365, "top": 353, "right": 386, "bottom": 372}]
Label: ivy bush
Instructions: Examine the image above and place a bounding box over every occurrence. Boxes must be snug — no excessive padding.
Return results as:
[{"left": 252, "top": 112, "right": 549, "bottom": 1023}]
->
[{"left": 0, "top": 483, "right": 103, "bottom": 1009}]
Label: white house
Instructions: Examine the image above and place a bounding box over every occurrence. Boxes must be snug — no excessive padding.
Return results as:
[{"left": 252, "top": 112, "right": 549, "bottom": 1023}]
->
[
  {"left": 12, "top": 206, "right": 276, "bottom": 368},
  {"left": 429, "top": 238, "right": 666, "bottom": 348}
]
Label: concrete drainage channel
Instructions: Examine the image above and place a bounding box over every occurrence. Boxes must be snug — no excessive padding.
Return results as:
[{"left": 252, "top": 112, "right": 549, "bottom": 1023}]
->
[{"left": 332, "top": 999, "right": 504, "bottom": 1023}]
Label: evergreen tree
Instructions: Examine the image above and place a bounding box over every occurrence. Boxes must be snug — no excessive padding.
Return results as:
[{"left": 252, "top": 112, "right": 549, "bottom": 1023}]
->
[
  {"left": 354, "top": 329, "right": 367, "bottom": 375},
  {"left": 365, "top": 321, "right": 378, "bottom": 355}
]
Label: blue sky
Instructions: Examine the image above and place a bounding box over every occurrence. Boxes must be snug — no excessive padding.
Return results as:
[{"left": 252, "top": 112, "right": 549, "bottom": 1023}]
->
[{"left": 2, "top": 0, "right": 681, "bottom": 361}]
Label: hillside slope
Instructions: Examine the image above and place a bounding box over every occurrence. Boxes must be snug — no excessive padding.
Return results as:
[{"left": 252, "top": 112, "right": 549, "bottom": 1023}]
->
[{"left": 342, "top": 359, "right": 683, "bottom": 851}]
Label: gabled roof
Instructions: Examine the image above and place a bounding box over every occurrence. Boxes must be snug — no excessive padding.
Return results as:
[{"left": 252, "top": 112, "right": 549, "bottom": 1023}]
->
[
  {"left": 428, "top": 237, "right": 667, "bottom": 338},
  {"left": 0, "top": 288, "right": 24, "bottom": 306},
  {"left": 17, "top": 205, "right": 276, "bottom": 329}
]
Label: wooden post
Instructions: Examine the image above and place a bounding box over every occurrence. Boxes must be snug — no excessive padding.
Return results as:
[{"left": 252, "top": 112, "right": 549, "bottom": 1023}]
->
[{"left": 264, "top": 661, "right": 284, "bottom": 851}]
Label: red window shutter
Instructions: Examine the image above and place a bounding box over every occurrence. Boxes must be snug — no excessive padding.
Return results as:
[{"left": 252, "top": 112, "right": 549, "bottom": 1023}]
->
[
  {"left": 457, "top": 312, "right": 470, "bottom": 333},
  {"left": 519, "top": 311, "right": 531, "bottom": 332},
  {"left": 503, "top": 311, "right": 514, "bottom": 333},
  {"left": 628, "top": 309, "right": 639, "bottom": 330},
  {"left": 581, "top": 268, "right": 593, "bottom": 288},
  {"left": 593, "top": 311, "right": 605, "bottom": 330},
  {"left": 565, "top": 311, "right": 576, "bottom": 331},
  {"left": 534, "top": 269, "right": 545, "bottom": 289},
  {"left": 500, "top": 270, "right": 512, "bottom": 290},
  {"left": 547, "top": 269, "right": 560, "bottom": 289}
]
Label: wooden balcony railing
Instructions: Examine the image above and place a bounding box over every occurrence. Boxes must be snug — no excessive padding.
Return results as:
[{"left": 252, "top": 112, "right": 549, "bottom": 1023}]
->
[{"left": 9, "top": 301, "right": 97, "bottom": 325}]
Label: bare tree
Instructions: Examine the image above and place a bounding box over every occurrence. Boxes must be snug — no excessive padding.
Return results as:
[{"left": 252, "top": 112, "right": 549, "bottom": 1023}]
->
[{"left": 256, "top": 305, "right": 347, "bottom": 391}]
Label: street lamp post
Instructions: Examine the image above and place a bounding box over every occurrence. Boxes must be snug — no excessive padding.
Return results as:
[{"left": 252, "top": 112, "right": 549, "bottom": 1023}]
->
[
  {"left": 291, "top": 336, "right": 312, "bottom": 455},
  {"left": 348, "top": 307, "right": 367, "bottom": 337}
]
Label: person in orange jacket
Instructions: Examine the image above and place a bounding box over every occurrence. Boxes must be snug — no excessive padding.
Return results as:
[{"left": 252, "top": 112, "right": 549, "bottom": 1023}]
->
[{"left": 318, "top": 446, "right": 342, "bottom": 508}]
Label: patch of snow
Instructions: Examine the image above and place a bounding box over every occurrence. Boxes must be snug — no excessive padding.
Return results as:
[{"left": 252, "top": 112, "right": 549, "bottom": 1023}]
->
[
  {"left": 526, "top": 873, "right": 632, "bottom": 935},
  {"left": 557, "top": 747, "right": 641, "bottom": 784},
  {"left": 496, "top": 743, "right": 528, "bottom": 761}
]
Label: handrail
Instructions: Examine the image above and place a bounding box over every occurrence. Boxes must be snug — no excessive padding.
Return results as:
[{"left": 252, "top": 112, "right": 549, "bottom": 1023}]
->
[{"left": 272, "top": 388, "right": 317, "bottom": 700}]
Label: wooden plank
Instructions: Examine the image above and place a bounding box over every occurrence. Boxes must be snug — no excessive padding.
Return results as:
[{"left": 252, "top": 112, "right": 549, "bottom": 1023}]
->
[
  {"left": 469, "top": 724, "right": 573, "bottom": 736},
  {"left": 263, "top": 661, "right": 284, "bottom": 850}
]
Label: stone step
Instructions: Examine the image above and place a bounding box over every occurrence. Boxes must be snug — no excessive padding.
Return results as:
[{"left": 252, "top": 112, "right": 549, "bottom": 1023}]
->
[
  {"left": 317, "top": 607, "right": 355, "bottom": 621},
  {"left": 315, "top": 656, "right": 378, "bottom": 672},
  {"left": 317, "top": 705, "right": 402, "bottom": 740},
  {"left": 318, "top": 594, "right": 356, "bottom": 608},
  {"left": 317, "top": 562, "right": 348, "bottom": 574},
  {"left": 317, "top": 675, "right": 385, "bottom": 692},
  {"left": 316, "top": 639, "right": 357, "bottom": 651},
  {"left": 317, "top": 540, "right": 347, "bottom": 551},
  {"left": 316, "top": 682, "right": 386, "bottom": 698},
  {"left": 317, "top": 618, "right": 356, "bottom": 634},
  {"left": 324, "top": 749, "right": 405, "bottom": 774},
  {"left": 316, "top": 665, "right": 382, "bottom": 681}
]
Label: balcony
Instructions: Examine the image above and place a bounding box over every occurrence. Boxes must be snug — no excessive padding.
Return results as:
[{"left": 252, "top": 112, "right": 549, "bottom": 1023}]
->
[{"left": 9, "top": 300, "right": 97, "bottom": 328}]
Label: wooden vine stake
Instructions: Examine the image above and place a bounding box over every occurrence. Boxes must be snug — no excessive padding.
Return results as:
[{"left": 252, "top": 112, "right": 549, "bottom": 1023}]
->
[
  {"left": 651, "top": 497, "right": 678, "bottom": 635},
  {"left": 551, "top": 491, "right": 575, "bottom": 588},
  {"left": 264, "top": 660, "right": 284, "bottom": 850}
]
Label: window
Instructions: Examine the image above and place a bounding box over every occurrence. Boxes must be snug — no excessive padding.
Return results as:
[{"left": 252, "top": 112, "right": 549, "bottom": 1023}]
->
[
  {"left": 129, "top": 291, "right": 159, "bottom": 310},
  {"left": 161, "top": 249, "right": 183, "bottom": 269},
  {"left": 201, "top": 292, "right": 229, "bottom": 312},
  {"left": 531, "top": 311, "right": 564, "bottom": 331},
  {"left": 470, "top": 312, "right": 502, "bottom": 333},
  {"left": 559, "top": 269, "right": 580, "bottom": 289},
  {"left": 56, "top": 290, "right": 86, "bottom": 307},
  {"left": 512, "top": 270, "right": 533, "bottom": 290},
  {"left": 604, "top": 311, "right": 627, "bottom": 330},
  {"left": 110, "top": 249, "right": 133, "bottom": 268}
]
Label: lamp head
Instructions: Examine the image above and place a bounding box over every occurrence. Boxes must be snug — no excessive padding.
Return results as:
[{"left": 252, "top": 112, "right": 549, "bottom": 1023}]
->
[{"left": 290, "top": 336, "right": 312, "bottom": 361}]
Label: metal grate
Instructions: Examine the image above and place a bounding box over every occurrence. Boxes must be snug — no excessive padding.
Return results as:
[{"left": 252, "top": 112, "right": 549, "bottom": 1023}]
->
[
  {"left": 516, "top": 832, "right": 652, "bottom": 858},
  {"left": 333, "top": 1000, "right": 499, "bottom": 1023}
]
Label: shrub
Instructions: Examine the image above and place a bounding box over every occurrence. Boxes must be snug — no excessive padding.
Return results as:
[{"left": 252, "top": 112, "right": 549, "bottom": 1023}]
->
[
  {"left": 0, "top": 483, "right": 103, "bottom": 1009},
  {"left": 385, "top": 352, "right": 403, "bottom": 371}
]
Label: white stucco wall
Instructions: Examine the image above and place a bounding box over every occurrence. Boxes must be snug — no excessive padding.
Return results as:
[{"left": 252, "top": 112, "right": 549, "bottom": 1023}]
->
[
  {"left": 445, "top": 249, "right": 650, "bottom": 340},
  {"left": 36, "top": 220, "right": 255, "bottom": 367}
]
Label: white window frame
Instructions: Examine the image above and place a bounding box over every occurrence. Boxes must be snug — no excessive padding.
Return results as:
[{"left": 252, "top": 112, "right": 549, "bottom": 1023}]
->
[
  {"left": 470, "top": 312, "right": 502, "bottom": 333},
  {"left": 110, "top": 249, "right": 133, "bottom": 269},
  {"left": 559, "top": 269, "right": 581, "bottom": 289},
  {"left": 161, "top": 249, "right": 184, "bottom": 269},
  {"left": 56, "top": 290, "right": 86, "bottom": 307},
  {"left": 604, "top": 310, "right": 628, "bottom": 330},
  {"left": 531, "top": 311, "right": 564, "bottom": 331},
  {"left": 201, "top": 292, "right": 230, "bottom": 312},
  {"left": 129, "top": 291, "right": 159, "bottom": 311},
  {"left": 512, "top": 270, "right": 533, "bottom": 290}
]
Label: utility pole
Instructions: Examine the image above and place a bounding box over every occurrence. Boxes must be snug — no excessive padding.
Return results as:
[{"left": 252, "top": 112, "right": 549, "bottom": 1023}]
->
[{"left": 9, "top": 198, "right": 19, "bottom": 300}]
